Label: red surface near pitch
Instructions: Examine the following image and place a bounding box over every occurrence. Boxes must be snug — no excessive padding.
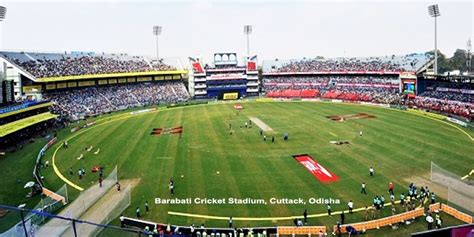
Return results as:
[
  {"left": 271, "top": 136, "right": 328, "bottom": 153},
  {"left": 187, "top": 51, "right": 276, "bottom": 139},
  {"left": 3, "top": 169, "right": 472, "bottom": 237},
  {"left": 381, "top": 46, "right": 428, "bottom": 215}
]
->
[{"left": 294, "top": 154, "right": 339, "bottom": 182}]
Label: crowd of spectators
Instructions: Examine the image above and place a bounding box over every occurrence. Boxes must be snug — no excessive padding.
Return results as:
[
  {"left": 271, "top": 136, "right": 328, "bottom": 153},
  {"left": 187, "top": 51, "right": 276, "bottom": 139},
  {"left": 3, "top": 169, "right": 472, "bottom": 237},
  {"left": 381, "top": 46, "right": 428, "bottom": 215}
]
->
[
  {"left": 44, "top": 81, "right": 189, "bottom": 121},
  {"left": 418, "top": 91, "right": 473, "bottom": 103},
  {"left": 321, "top": 87, "right": 402, "bottom": 104},
  {"left": 263, "top": 75, "right": 401, "bottom": 103},
  {"left": 264, "top": 76, "right": 396, "bottom": 88},
  {"left": 276, "top": 58, "right": 407, "bottom": 72},
  {"left": 418, "top": 81, "right": 473, "bottom": 103},
  {"left": 6, "top": 55, "right": 176, "bottom": 78},
  {"left": 412, "top": 82, "right": 473, "bottom": 119},
  {"left": 409, "top": 97, "right": 472, "bottom": 119},
  {"left": 263, "top": 75, "right": 473, "bottom": 119}
]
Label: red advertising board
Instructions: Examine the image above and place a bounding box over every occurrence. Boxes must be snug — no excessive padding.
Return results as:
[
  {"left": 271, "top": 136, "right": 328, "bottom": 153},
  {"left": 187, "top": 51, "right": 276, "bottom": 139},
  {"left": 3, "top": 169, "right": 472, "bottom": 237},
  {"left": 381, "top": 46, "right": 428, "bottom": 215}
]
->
[
  {"left": 293, "top": 154, "right": 339, "bottom": 182},
  {"left": 247, "top": 61, "right": 257, "bottom": 71}
]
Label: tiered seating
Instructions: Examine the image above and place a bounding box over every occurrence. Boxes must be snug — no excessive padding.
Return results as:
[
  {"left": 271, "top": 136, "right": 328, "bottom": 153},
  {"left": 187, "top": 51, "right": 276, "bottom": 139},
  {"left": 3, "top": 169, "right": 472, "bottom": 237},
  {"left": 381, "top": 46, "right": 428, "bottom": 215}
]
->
[
  {"left": 44, "top": 81, "right": 190, "bottom": 121},
  {"left": 409, "top": 97, "right": 472, "bottom": 119},
  {"left": 322, "top": 90, "right": 368, "bottom": 101},
  {"left": 0, "top": 51, "right": 176, "bottom": 78},
  {"left": 262, "top": 53, "right": 430, "bottom": 73},
  {"left": 264, "top": 75, "right": 402, "bottom": 103}
]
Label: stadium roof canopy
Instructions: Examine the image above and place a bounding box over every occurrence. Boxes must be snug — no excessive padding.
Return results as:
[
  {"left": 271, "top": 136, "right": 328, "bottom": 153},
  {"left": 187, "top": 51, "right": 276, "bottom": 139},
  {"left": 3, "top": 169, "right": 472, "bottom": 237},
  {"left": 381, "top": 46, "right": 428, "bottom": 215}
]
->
[
  {"left": 0, "top": 51, "right": 187, "bottom": 83},
  {"left": 0, "top": 101, "right": 53, "bottom": 119},
  {"left": 0, "top": 112, "right": 58, "bottom": 137}
]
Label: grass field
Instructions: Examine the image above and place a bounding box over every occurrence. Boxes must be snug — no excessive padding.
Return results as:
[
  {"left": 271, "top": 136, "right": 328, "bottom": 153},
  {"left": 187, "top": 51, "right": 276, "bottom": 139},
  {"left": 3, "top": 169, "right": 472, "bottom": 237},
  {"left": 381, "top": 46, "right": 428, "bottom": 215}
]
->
[{"left": 1, "top": 101, "right": 473, "bottom": 236}]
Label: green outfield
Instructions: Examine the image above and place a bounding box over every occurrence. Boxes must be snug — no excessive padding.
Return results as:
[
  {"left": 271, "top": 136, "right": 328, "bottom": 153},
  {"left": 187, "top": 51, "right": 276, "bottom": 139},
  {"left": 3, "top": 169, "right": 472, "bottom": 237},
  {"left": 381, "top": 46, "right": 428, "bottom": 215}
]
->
[{"left": 1, "top": 101, "right": 473, "bottom": 235}]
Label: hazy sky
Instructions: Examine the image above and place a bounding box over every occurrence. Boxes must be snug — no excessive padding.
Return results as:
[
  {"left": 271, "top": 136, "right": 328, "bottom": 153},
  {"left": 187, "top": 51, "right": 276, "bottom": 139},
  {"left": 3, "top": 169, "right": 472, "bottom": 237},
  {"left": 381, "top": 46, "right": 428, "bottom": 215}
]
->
[{"left": 0, "top": 0, "right": 472, "bottom": 62}]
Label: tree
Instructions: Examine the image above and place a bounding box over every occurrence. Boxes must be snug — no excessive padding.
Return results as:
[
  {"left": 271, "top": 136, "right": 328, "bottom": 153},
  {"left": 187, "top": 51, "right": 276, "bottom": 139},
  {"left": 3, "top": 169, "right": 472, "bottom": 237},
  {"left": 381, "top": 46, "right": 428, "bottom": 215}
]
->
[
  {"left": 425, "top": 49, "right": 469, "bottom": 74},
  {"left": 449, "top": 49, "right": 468, "bottom": 72}
]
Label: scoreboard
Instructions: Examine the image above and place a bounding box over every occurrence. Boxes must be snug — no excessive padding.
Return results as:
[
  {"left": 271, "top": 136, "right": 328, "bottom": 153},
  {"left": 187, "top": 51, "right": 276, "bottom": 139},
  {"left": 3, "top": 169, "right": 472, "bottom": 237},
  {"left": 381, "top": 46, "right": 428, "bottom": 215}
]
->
[
  {"left": 402, "top": 80, "right": 416, "bottom": 94},
  {"left": 223, "top": 92, "right": 239, "bottom": 100},
  {"left": 400, "top": 73, "right": 417, "bottom": 98}
]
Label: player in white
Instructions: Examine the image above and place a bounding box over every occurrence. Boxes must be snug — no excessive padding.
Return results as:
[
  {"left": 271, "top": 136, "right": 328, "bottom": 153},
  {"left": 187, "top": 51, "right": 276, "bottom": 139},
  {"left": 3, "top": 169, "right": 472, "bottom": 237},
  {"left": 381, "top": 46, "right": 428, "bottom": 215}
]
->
[{"left": 348, "top": 200, "right": 354, "bottom": 214}]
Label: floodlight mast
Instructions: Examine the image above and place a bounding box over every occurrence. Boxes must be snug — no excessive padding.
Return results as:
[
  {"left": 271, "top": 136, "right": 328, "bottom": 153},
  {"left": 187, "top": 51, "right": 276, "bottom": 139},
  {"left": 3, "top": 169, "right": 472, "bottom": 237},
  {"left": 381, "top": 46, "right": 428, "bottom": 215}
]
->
[
  {"left": 153, "top": 25, "right": 162, "bottom": 60},
  {"left": 428, "top": 4, "right": 440, "bottom": 75},
  {"left": 0, "top": 6, "right": 6, "bottom": 21},
  {"left": 244, "top": 25, "right": 252, "bottom": 56},
  {"left": 467, "top": 38, "right": 472, "bottom": 73},
  {"left": 0, "top": 6, "right": 6, "bottom": 50},
  {"left": 0, "top": 6, "right": 6, "bottom": 83}
]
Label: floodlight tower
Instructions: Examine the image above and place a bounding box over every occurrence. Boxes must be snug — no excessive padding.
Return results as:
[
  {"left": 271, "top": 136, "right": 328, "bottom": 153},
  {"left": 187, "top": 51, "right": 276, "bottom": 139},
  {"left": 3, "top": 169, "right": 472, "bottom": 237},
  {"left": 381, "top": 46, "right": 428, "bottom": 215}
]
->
[
  {"left": 467, "top": 38, "right": 472, "bottom": 74},
  {"left": 0, "top": 6, "right": 6, "bottom": 51},
  {"left": 244, "top": 25, "right": 252, "bottom": 55},
  {"left": 153, "top": 25, "right": 162, "bottom": 60},
  {"left": 0, "top": 6, "right": 6, "bottom": 23},
  {"left": 428, "top": 4, "right": 441, "bottom": 75},
  {"left": 0, "top": 6, "right": 6, "bottom": 83}
]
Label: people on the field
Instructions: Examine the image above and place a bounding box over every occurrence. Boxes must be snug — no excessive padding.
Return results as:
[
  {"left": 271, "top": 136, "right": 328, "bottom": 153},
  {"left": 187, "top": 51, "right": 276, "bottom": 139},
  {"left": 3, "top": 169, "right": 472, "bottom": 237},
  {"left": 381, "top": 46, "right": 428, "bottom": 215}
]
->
[
  {"left": 336, "top": 221, "right": 341, "bottom": 236},
  {"left": 361, "top": 182, "right": 367, "bottom": 194},
  {"left": 363, "top": 206, "right": 369, "bottom": 221},
  {"left": 303, "top": 209, "right": 308, "bottom": 224},
  {"left": 399, "top": 193, "right": 405, "bottom": 206},
  {"left": 348, "top": 200, "right": 354, "bottom": 214},
  {"left": 426, "top": 213, "right": 434, "bottom": 230},
  {"left": 119, "top": 214, "right": 125, "bottom": 228},
  {"left": 388, "top": 182, "right": 394, "bottom": 195},
  {"left": 430, "top": 192, "right": 436, "bottom": 204},
  {"left": 345, "top": 225, "right": 359, "bottom": 235},
  {"left": 435, "top": 214, "right": 442, "bottom": 229},
  {"left": 296, "top": 218, "right": 303, "bottom": 226},
  {"left": 78, "top": 169, "right": 83, "bottom": 180},
  {"left": 390, "top": 193, "right": 395, "bottom": 205},
  {"left": 169, "top": 178, "right": 174, "bottom": 195},
  {"left": 136, "top": 207, "right": 141, "bottom": 218}
]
